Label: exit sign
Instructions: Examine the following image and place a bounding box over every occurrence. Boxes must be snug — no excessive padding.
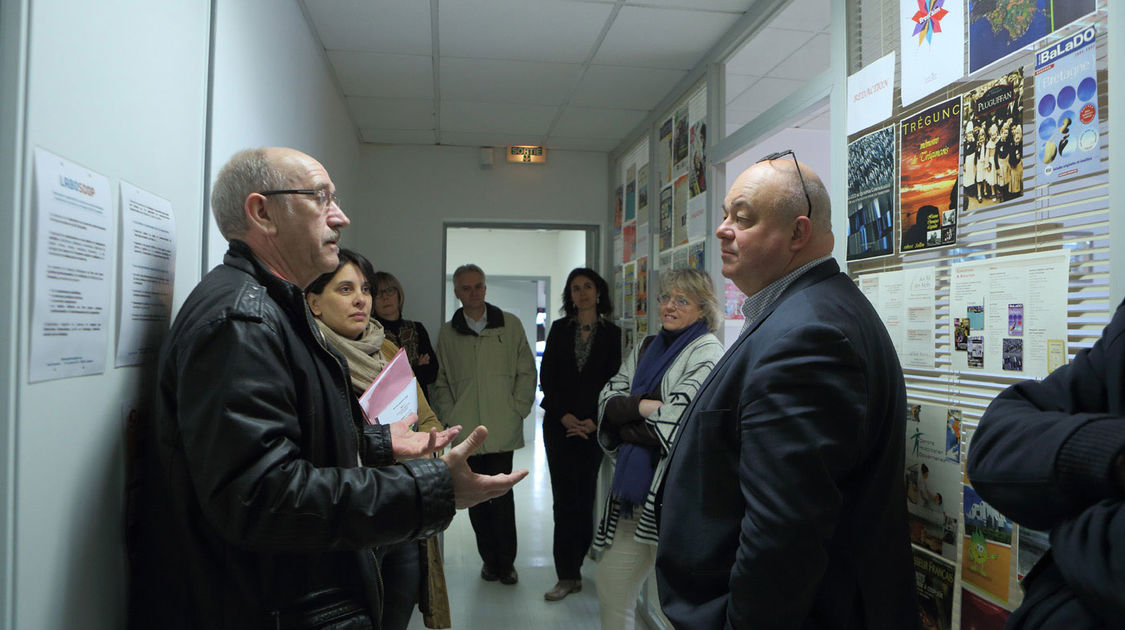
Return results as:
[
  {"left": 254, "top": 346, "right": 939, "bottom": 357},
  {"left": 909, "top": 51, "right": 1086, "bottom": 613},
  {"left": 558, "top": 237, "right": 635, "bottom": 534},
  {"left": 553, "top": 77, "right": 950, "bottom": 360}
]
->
[{"left": 506, "top": 145, "right": 546, "bottom": 164}]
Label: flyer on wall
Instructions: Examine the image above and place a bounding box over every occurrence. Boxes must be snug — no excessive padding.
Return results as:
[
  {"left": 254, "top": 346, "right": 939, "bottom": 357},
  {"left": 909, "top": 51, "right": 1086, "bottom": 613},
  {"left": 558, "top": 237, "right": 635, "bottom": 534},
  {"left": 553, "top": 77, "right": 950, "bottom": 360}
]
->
[
  {"left": 115, "top": 181, "right": 176, "bottom": 368},
  {"left": 637, "top": 164, "right": 650, "bottom": 225},
  {"left": 659, "top": 185, "right": 674, "bottom": 251},
  {"left": 961, "top": 587, "right": 1010, "bottom": 629},
  {"left": 636, "top": 257, "right": 648, "bottom": 318},
  {"left": 847, "top": 125, "right": 896, "bottom": 261},
  {"left": 673, "top": 104, "right": 689, "bottom": 173},
  {"left": 858, "top": 267, "right": 936, "bottom": 369},
  {"left": 906, "top": 403, "right": 962, "bottom": 563},
  {"left": 913, "top": 548, "right": 955, "bottom": 630},
  {"left": 688, "top": 120, "right": 707, "bottom": 198},
  {"left": 900, "top": 96, "right": 961, "bottom": 252},
  {"left": 30, "top": 147, "right": 113, "bottom": 383},
  {"left": 658, "top": 116, "right": 674, "bottom": 188},
  {"left": 625, "top": 164, "right": 637, "bottom": 222},
  {"left": 969, "top": 0, "right": 1095, "bottom": 74},
  {"left": 962, "top": 483, "right": 1012, "bottom": 603},
  {"left": 636, "top": 228, "right": 651, "bottom": 268},
  {"left": 614, "top": 185, "right": 623, "bottom": 234},
  {"left": 900, "top": 0, "right": 965, "bottom": 107},
  {"left": 724, "top": 279, "right": 745, "bottom": 320},
  {"left": 846, "top": 52, "right": 895, "bottom": 135},
  {"left": 1036, "top": 25, "right": 1100, "bottom": 184},
  {"left": 623, "top": 261, "right": 635, "bottom": 318},
  {"left": 688, "top": 240, "right": 705, "bottom": 272},
  {"left": 961, "top": 69, "right": 1025, "bottom": 212},
  {"left": 673, "top": 173, "right": 689, "bottom": 246},
  {"left": 623, "top": 221, "right": 636, "bottom": 263}
]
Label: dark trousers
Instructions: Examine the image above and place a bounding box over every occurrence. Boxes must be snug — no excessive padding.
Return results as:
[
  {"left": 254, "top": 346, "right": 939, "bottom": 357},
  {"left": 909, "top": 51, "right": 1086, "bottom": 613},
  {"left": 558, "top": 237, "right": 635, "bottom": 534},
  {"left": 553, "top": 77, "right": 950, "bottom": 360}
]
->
[
  {"left": 543, "top": 416, "right": 603, "bottom": 580},
  {"left": 375, "top": 541, "right": 420, "bottom": 630},
  {"left": 466, "top": 451, "right": 517, "bottom": 571}
]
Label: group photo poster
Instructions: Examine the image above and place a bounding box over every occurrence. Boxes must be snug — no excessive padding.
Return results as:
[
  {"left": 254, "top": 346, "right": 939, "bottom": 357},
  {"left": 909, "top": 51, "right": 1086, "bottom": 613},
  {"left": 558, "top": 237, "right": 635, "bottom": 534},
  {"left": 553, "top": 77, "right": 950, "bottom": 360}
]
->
[
  {"left": 900, "top": 0, "right": 965, "bottom": 107},
  {"left": 847, "top": 125, "right": 897, "bottom": 261},
  {"left": 969, "top": 0, "right": 1096, "bottom": 74},
  {"left": 949, "top": 251, "right": 1070, "bottom": 377},
  {"left": 906, "top": 403, "right": 962, "bottom": 563},
  {"left": 1036, "top": 25, "right": 1100, "bottom": 184},
  {"left": 962, "top": 483, "right": 1013, "bottom": 603},
  {"left": 900, "top": 96, "right": 961, "bottom": 252},
  {"left": 961, "top": 69, "right": 1025, "bottom": 211}
]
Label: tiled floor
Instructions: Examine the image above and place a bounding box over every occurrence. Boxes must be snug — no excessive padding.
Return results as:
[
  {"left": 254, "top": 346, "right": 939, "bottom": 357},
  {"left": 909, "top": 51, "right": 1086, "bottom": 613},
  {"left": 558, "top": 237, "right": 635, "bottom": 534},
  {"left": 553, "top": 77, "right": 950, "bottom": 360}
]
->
[{"left": 407, "top": 406, "right": 607, "bottom": 630}]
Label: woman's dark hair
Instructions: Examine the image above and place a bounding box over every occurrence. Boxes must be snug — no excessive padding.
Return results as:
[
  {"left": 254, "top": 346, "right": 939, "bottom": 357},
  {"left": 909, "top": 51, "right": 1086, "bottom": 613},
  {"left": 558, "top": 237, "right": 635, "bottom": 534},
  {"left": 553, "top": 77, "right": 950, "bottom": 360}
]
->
[
  {"left": 560, "top": 267, "right": 612, "bottom": 317},
  {"left": 305, "top": 248, "right": 376, "bottom": 295}
]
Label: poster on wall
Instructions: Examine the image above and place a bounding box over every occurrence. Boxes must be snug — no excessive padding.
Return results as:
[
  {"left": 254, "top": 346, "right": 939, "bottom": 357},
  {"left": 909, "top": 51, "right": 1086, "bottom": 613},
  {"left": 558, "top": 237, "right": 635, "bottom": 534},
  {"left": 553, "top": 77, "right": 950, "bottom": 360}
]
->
[
  {"left": 658, "top": 116, "right": 674, "bottom": 188},
  {"left": 961, "top": 587, "right": 1010, "bottom": 629},
  {"left": 673, "top": 173, "right": 689, "bottom": 246},
  {"left": 688, "top": 240, "right": 705, "bottom": 272},
  {"left": 623, "top": 221, "right": 636, "bottom": 263},
  {"left": 637, "top": 164, "right": 650, "bottom": 226},
  {"left": 625, "top": 164, "right": 637, "bottom": 222},
  {"left": 906, "top": 403, "right": 962, "bottom": 562},
  {"left": 913, "top": 549, "right": 955, "bottom": 630},
  {"left": 1036, "top": 25, "right": 1100, "bottom": 184},
  {"left": 857, "top": 267, "right": 937, "bottom": 370},
  {"left": 847, "top": 125, "right": 896, "bottom": 261},
  {"left": 636, "top": 226, "right": 651, "bottom": 263},
  {"left": 725, "top": 279, "right": 745, "bottom": 320},
  {"left": 30, "top": 147, "right": 112, "bottom": 383},
  {"left": 969, "top": 0, "right": 1096, "bottom": 74},
  {"left": 900, "top": 0, "right": 965, "bottom": 107},
  {"left": 689, "top": 121, "right": 707, "bottom": 197},
  {"left": 900, "top": 97, "right": 961, "bottom": 252},
  {"left": 672, "top": 245, "right": 689, "bottom": 270},
  {"left": 962, "top": 483, "right": 1013, "bottom": 603},
  {"left": 636, "top": 257, "right": 648, "bottom": 318},
  {"left": 847, "top": 52, "right": 896, "bottom": 135},
  {"left": 962, "top": 69, "right": 1025, "bottom": 211},
  {"left": 623, "top": 262, "right": 635, "bottom": 320},
  {"left": 614, "top": 185, "right": 623, "bottom": 234},
  {"left": 949, "top": 251, "right": 1069, "bottom": 377},
  {"left": 659, "top": 185, "right": 674, "bottom": 251},
  {"left": 115, "top": 181, "right": 176, "bottom": 367},
  {"left": 673, "top": 104, "right": 689, "bottom": 173},
  {"left": 658, "top": 250, "right": 673, "bottom": 272}
]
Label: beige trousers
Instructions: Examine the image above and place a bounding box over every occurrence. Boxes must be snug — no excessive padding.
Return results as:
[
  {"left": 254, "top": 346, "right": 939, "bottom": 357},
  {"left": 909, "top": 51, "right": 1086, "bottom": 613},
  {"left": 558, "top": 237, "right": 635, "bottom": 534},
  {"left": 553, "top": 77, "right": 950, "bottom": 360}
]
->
[{"left": 595, "top": 515, "right": 658, "bottom": 630}]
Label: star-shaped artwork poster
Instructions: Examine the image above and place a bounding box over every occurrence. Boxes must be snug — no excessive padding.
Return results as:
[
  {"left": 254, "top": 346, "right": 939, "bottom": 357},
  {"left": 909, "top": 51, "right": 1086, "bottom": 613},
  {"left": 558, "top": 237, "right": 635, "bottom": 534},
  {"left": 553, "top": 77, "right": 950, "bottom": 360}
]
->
[{"left": 900, "top": 0, "right": 965, "bottom": 107}]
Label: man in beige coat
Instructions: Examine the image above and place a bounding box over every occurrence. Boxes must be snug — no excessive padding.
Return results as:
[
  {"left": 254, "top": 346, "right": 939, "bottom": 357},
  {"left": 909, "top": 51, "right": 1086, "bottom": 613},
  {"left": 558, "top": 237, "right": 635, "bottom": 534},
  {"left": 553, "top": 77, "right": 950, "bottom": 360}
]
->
[{"left": 430, "top": 264, "right": 537, "bottom": 585}]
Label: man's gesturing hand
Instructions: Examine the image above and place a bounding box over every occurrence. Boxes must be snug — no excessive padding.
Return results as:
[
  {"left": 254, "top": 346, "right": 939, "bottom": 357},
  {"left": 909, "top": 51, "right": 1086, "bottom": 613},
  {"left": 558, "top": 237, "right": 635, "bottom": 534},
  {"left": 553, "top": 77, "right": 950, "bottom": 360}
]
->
[
  {"left": 389, "top": 414, "right": 461, "bottom": 460},
  {"left": 440, "top": 426, "right": 529, "bottom": 509}
]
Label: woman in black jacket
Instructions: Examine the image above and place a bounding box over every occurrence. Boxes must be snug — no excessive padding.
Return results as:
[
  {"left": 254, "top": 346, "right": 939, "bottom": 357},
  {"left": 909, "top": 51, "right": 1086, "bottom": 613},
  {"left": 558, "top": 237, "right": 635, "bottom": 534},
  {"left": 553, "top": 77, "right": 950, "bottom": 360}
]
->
[{"left": 539, "top": 268, "right": 621, "bottom": 601}]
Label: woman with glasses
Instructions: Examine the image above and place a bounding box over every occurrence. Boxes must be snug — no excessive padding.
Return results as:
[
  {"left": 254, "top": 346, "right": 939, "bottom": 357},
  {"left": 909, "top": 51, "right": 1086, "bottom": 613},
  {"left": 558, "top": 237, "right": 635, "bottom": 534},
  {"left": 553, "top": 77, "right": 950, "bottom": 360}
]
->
[
  {"left": 593, "top": 268, "right": 724, "bottom": 629},
  {"left": 305, "top": 250, "right": 449, "bottom": 630},
  {"left": 538, "top": 268, "right": 622, "bottom": 602},
  {"left": 369, "top": 270, "right": 440, "bottom": 400}
]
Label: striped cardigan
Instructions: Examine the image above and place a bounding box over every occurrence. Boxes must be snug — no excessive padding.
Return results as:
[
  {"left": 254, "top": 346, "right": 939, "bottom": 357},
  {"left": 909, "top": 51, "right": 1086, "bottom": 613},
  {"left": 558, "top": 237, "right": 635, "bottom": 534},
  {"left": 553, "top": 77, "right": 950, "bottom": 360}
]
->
[{"left": 593, "top": 333, "right": 724, "bottom": 548}]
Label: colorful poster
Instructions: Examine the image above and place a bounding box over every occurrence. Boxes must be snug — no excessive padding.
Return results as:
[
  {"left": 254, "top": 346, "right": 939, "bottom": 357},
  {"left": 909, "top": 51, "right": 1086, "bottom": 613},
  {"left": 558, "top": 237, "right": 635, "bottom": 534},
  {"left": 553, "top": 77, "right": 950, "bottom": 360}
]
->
[
  {"left": 614, "top": 185, "right": 623, "bottom": 234},
  {"left": 900, "top": 97, "right": 961, "bottom": 252},
  {"left": 636, "top": 257, "right": 648, "bottom": 318},
  {"left": 1036, "top": 25, "right": 1100, "bottom": 184},
  {"left": 857, "top": 267, "right": 937, "bottom": 370},
  {"left": 847, "top": 125, "right": 896, "bottom": 261},
  {"left": 658, "top": 116, "right": 674, "bottom": 188},
  {"left": 913, "top": 549, "right": 955, "bottom": 630},
  {"left": 688, "top": 240, "right": 705, "bottom": 272},
  {"left": 623, "top": 261, "right": 635, "bottom": 320},
  {"left": 847, "top": 52, "right": 896, "bottom": 135},
  {"left": 906, "top": 403, "right": 962, "bottom": 562},
  {"left": 672, "top": 246, "right": 689, "bottom": 270},
  {"left": 724, "top": 279, "right": 745, "bottom": 320},
  {"left": 961, "top": 588, "right": 1010, "bottom": 629},
  {"left": 659, "top": 185, "right": 674, "bottom": 251},
  {"left": 969, "top": 0, "right": 1096, "bottom": 74},
  {"left": 673, "top": 104, "right": 689, "bottom": 172},
  {"left": 623, "top": 221, "right": 636, "bottom": 263},
  {"left": 962, "top": 70, "right": 1025, "bottom": 211},
  {"left": 689, "top": 121, "right": 707, "bottom": 197},
  {"left": 637, "top": 164, "right": 650, "bottom": 226},
  {"left": 900, "top": 0, "right": 965, "bottom": 107},
  {"left": 673, "top": 173, "right": 689, "bottom": 246},
  {"left": 625, "top": 164, "right": 637, "bottom": 222},
  {"left": 636, "top": 227, "right": 651, "bottom": 263},
  {"left": 962, "top": 484, "right": 1012, "bottom": 602}
]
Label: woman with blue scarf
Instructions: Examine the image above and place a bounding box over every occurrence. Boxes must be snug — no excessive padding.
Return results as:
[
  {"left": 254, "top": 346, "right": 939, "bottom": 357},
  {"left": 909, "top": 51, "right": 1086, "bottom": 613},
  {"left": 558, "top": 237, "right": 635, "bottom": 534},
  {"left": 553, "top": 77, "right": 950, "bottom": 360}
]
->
[{"left": 593, "top": 269, "right": 724, "bottom": 630}]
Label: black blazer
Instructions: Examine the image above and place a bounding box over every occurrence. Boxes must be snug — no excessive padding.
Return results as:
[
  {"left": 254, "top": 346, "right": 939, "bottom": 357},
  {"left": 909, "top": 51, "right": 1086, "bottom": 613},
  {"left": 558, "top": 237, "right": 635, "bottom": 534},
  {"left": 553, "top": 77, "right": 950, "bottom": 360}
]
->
[
  {"left": 539, "top": 318, "right": 622, "bottom": 423},
  {"left": 655, "top": 260, "right": 919, "bottom": 630}
]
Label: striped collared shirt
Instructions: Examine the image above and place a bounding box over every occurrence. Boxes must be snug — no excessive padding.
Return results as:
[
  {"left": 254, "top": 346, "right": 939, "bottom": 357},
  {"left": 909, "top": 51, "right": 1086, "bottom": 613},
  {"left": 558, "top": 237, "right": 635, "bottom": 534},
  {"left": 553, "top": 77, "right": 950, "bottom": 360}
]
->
[{"left": 740, "top": 255, "right": 835, "bottom": 334}]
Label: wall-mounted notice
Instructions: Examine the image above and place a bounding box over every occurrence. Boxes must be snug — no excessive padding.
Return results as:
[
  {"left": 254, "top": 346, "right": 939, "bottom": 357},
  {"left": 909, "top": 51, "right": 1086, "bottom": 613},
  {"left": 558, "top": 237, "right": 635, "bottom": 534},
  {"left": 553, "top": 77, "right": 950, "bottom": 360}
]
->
[
  {"left": 636, "top": 226, "right": 651, "bottom": 264},
  {"left": 637, "top": 164, "right": 650, "bottom": 226},
  {"left": 687, "top": 86, "right": 707, "bottom": 201},
  {"left": 962, "top": 483, "right": 1013, "bottom": 603},
  {"left": 900, "top": 0, "right": 964, "bottom": 107},
  {"left": 949, "top": 251, "right": 1069, "bottom": 378},
  {"left": 847, "top": 125, "right": 896, "bottom": 261},
  {"left": 913, "top": 548, "right": 955, "bottom": 630},
  {"left": 1035, "top": 26, "right": 1100, "bottom": 184},
  {"left": 673, "top": 104, "right": 689, "bottom": 174},
  {"left": 846, "top": 52, "right": 895, "bottom": 135},
  {"left": 900, "top": 97, "right": 961, "bottom": 252},
  {"left": 858, "top": 266, "right": 936, "bottom": 370},
  {"left": 658, "top": 116, "right": 674, "bottom": 188},
  {"left": 30, "top": 147, "right": 112, "bottom": 382},
  {"left": 906, "top": 403, "right": 963, "bottom": 563},
  {"left": 116, "top": 182, "right": 176, "bottom": 367},
  {"left": 659, "top": 185, "right": 674, "bottom": 252},
  {"left": 961, "top": 69, "right": 1025, "bottom": 212},
  {"left": 673, "top": 173, "right": 689, "bottom": 246},
  {"left": 969, "top": 0, "right": 1095, "bottom": 75}
]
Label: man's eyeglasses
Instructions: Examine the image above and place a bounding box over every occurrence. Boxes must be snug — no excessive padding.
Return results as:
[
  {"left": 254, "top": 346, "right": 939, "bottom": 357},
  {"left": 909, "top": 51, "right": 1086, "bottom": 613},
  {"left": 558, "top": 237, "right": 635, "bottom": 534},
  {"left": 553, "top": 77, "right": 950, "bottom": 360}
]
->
[
  {"left": 657, "top": 294, "right": 694, "bottom": 310},
  {"left": 756, "top": 149, "right": 812, "bottom": 219},
  {"left": 259, "top": 189, "right": 340, "bottom": 209}
]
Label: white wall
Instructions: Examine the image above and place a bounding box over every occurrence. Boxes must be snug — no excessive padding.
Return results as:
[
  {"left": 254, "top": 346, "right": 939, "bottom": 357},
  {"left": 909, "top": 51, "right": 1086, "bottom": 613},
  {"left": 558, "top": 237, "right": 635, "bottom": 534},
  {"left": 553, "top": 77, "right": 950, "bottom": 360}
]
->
[
  {"left": 726, "top": 127, "right": 832, "bottom": 201},
  {"left": 206, "top": 0, "right": 361, "bottom": 271},
  {"left": 350, "top": 145, "right": 608, "bottom": 336},
  {"left": 4, "top": 2, "right": 211, "bottom": 629}
]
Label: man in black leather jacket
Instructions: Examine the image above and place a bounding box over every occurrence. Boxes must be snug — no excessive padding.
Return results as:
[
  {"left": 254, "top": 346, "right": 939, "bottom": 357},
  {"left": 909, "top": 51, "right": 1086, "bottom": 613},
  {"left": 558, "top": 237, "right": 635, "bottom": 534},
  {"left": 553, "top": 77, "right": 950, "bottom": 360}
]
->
[{"left": 128, "top": 147, "right": 526, "bottom": 629}]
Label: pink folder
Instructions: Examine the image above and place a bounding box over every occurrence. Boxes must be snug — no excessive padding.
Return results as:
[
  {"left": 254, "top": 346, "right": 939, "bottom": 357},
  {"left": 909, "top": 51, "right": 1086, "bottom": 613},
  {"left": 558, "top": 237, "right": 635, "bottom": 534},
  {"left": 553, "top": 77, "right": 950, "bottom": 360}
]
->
[{"left": 358, "top": 347, "right": 418, "bottom": 425}]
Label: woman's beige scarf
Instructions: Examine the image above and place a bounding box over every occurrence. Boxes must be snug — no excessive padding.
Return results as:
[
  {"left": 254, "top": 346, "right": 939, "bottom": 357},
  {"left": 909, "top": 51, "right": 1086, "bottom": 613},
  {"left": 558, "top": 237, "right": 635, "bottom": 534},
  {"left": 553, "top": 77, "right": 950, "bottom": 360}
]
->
[{"left": 315, "top": 318, "right": 388, "bottom": 394}]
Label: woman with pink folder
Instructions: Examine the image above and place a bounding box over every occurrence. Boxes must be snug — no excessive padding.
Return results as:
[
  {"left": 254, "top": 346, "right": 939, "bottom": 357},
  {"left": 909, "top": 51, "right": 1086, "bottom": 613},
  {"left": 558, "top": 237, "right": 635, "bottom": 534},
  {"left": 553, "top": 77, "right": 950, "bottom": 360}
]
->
[{"left": 306, "top": 248, "right": 450, "bottom": 629}]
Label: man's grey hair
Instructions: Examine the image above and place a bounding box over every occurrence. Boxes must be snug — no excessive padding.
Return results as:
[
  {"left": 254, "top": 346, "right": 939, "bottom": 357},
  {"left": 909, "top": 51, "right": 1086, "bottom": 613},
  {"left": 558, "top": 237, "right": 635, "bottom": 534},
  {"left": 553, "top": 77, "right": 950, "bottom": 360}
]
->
[
  {"left": 453, "top": 263, "right": 486, "bottom": 283},
  {"left": 210, "top": 148, "right": 290, "bottom": 240}
]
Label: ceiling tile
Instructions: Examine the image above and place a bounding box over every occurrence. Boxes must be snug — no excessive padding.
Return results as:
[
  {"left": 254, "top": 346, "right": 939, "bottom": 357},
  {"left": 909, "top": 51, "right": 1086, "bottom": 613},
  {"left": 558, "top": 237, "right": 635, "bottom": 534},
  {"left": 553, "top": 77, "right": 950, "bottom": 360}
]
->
[
  {"left": 624, "top": 0, "right": 755, "bottom": 11},
  {"left": 305, "top": 0, "right": 432, "bottom": 55},
  {"left": 441, "top": 101, "right": 560, "bottom": 135},
  {"left": 795, "top": 110, "right": 831, "bottom": 130},
  {"left": 593, "top": 6, "right": 741, "bottom": 70},
  {"left": 360, "top": 128, "right": 437, "bottom": 145},
  {"left": 725, "top": 27, "right": 813, "bottom": 76},
  {"left": 439, "top": 0, "right": 613, "bottom": 63},
  {"left": 347, "top": 97, "right": 434, "bottom": 130},
  {"left": 726, "top": 76, "right": 806, "bottom": 120},
  {"left": 552, "top": 106, "right": 646, "bottom": 137},
  {"left": 768, "top": 33, "right": 830, "bottom": 80},
  {"left": 767, "top": 0, "right": 832, "bottom": 33},
  {"left": 441, "top": 58, "right": 581, "bottom": 105},
  {"left": 328, "top": 51, "right": 434, "bottom": 98},
  {"left": 571, "top": 65, "right": 688, "bottom": 109},
  {"left": 723, "top": 72, "right": 760, "bottom": 104},
  {"left": 439, "top": 131, "right": 545, "bottom": 148},
  {"left": 546, "top": 135, "right": 622, "bottom": 152}
]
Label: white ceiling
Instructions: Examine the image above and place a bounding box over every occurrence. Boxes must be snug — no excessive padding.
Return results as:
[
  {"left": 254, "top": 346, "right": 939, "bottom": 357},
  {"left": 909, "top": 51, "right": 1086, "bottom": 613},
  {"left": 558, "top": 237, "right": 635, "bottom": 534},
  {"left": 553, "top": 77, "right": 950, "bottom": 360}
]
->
[{"left": 301, "top": 0, "right": 830, "bottom": 152}]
